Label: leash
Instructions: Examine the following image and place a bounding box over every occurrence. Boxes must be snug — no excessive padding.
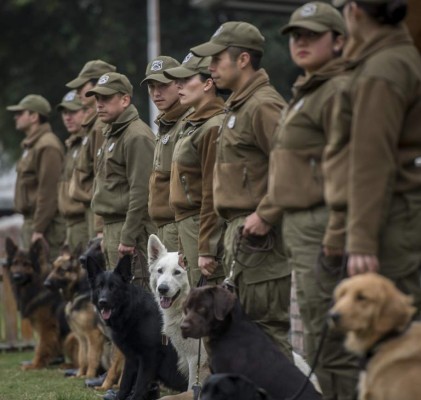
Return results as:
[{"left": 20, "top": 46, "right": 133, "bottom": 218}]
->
[
  {"left": 131, "top": 248, "right": 150, "bottom": 290},
  {"left": 192, "top": 274, "right": 208, "bottom": 400},
  {"left": 286, "top": 253, "right": 349, "bottom": 400}
]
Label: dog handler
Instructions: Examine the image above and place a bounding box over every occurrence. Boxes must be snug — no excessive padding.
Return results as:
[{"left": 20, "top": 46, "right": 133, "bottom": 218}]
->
[
  {"left": 87, "top": 72, "right": 156, "bottom": 272},
  {"left": 191, "top": 22, "right": 292, "bottom": 360},
  {"left": 141, "top": 56, "right": 192, "bottom": 252},
  {"left": 7, "top": 94, "right": 65, "bottom": 260},
  {"left": 164, "top": 53, "right": 226, "bottom": 286},
  {"left": 268, "top": 3, "right": 359, "bottom": 399},
  {"left": 323, "top": 0, "right": 421, "bottom": 313}
]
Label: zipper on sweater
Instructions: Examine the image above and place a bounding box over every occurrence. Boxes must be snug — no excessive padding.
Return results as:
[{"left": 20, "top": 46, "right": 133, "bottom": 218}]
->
[
  {"left": 181, "top": 175, "right": 193, "bottom": 205},
  {"left": 310, "top": 157, "right": 322, "bottom": 185}
]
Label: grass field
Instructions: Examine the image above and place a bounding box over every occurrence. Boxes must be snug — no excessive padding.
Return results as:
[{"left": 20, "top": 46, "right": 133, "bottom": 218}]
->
[{"left": 0, "top": 350, "right": 103, "bottom": 400}]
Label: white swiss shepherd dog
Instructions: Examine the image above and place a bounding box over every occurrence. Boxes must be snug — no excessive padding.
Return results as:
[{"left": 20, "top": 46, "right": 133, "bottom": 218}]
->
[
  {"left": 148, "top": 234, "right": 209, "bottom": 400},
  {"left": 147, "top": 234, "right": 321, "bottom": 397}
]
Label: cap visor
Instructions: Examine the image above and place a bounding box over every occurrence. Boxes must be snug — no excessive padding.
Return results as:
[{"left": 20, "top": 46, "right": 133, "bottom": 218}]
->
[
  {"left": 85, "top": 87, "right": 118, "bottom": 97},
  {"left": 281, "top": 21, "right": 331, "bottom": 35},
  {"left": 140, "top": 74, "right": 173, "bottom": 86},
  {"left": 190, "top": 42, "right": 227, "bottom": 57},
  {"left": 66, "top": 76, "right": 89, "bottom": 89},
  {"left": 163, "top": 67, "right": 197, "bottom": 80},
  {"left": 6, "top": 105, "right": 25, "bottom": 112},
  {"left": 332, "top": 0, "right": 347, "bottom": 7}
]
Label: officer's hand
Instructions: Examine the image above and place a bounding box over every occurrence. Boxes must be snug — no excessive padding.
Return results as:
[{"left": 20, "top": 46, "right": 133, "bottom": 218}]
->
[
  {"left": 242, "top": 212, "right": 271, "bottom": 237},
  {"left": 31, "top": 232, "right": 44, "bottom": 243},
  {"left": 347, "top": 254, "right": 379, "bottom": 276},
  {"left": 199, "top": 256, "right": 216, "bottom": 277},
  {"left": 118, "top": 243, "right": 135, "bottom": 256}
]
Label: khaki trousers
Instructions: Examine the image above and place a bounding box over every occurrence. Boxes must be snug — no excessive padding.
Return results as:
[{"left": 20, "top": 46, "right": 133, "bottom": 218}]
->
[{"left": 157, "top": 222, "right": 178, "bottom": 253}]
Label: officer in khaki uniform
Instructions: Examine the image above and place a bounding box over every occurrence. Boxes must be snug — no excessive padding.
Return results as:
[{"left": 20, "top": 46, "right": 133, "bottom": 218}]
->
[
  {"left": 87, "top": 73, "right": 156, "bottom": 273},
  {"left": 191, "top": 22, "right": 292, "bottom": 359},
  {"left": 7, "top": 95, "right": 65, "bottom": 260},
  {"left": 56, "top": 90, "right": 89, "bottom": 251},
  {"left": 268, "top": 4, "right": 359, "bottom": 399},
  {"left": 163, "top": 53, "right": 226, "bottom": 286},
  {"left": 141, "top": 56, "right": 192, "bottom": 252},
  {"left": 324, "top": 0, "right": 421, "bottom": 310},
  {"left": 66, "top": 59, "right": 117, "bottom": 239}
]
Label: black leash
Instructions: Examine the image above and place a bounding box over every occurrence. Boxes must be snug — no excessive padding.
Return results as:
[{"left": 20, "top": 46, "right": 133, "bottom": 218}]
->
[
  {"left": 285, "top": 253, "right": 349, "bottom": 400},
  {"left": 192, "top": 274, "right": 208, "bottom": 400}
]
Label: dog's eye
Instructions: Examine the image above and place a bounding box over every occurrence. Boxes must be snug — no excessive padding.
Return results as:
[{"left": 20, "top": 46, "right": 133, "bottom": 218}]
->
[
  {"left": 157, "top": 268, "right": 163, "bottom": 274},
  {"left": 356, "top": 293, "right": 367, "bottom": 301},
  {"left": 174, "top": 270, "right": 181, "bottom": 275}
]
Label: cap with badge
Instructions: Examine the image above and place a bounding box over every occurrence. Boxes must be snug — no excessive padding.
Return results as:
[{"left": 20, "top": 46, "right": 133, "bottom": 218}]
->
[
  {"left": 281, "top": 2, "right": 346, "bottom": 36},
  {"left": 85, "top": 72, "right": 133, "bottom": 97},
  {"left": 163, "top": 53, "right": 211, "bottom": 80},
  {"left": 140, "top": 56, "right": 181, "bottom": 85},
  {"left": 190, "top": 21, "right": 265, "bottom": 57},
  {"left": 6, "top": 94, "right": 51, "bottom": 117},
  {"left": 56, "top": 90, "right": 84, "bottom": 112},
  {"left": 66, "top": 59, "right": 117, "bottom": 89}
]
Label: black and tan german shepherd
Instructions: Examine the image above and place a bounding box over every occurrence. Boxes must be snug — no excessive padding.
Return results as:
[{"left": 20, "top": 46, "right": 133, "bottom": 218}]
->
[
  {"left": 4, "top": 237, "right": 76, "bottom": 370},
  {"left": 86, "top": 254, "right": 188, "bottom": 400},
  {"left": 44, "top": 239, "right": 109, "bottom": 378}
]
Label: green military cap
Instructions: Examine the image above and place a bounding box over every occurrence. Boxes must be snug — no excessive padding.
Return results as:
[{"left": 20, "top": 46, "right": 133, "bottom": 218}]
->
[
  {"left": 190, "top": 21, "right": 265, "bottom": 57},
  {"left": 332, "top": 0, "right": 390, "bottom": 6},
  {"left": 281, "top": 2, "right": 346, "bottom": 36},
  {"left": 85, "top": 72, "right": 133, "bottom": 97},
  {"left": 6, "top": 94, "right": 51, "bottom": 117},
  {"left": 163, "top": 53, "right": 211, "bottom": 80},
  {"left": 140, "top": 56, "right": 180, "bottom": 85},
  {"left": 56, "top": 90, "right": 84, "bottom": 111},
  {"left": 66, "top": 59, "right": 117, "bottom": 89}
]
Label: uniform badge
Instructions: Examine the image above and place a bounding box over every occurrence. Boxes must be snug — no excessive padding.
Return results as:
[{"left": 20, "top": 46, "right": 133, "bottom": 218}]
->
[
  {"left": 294, "top": 98, "right": 305, "bottom": 111},
  {"left": 300, "top": 3, "right": 317, "bottom": 17},
  {"left": 108, "top": 142, "right": 115, "bottom": 152},
  {"left": 151, "top": 60, "right": 163, "bottom": 71},
  {"left": 97, "top": 148, "right": 102, "bottom": 157},
  {"left": 22, "top": 149, "right": 29, "bottom": 158},
  {"left": 98, "top": 74, "right": 110, "bottom": 84},
  {"left": 161, "top": 134, "right": 170, "bottom": 144},
  {"left": 227, "top": 115, "right": 236, "bottom": 129},
  {"left": 72, "top": 150, "right": 78, "bottom": 158},
  {"left": 82, "top": 136, "right": 88, "bottom": 146}
]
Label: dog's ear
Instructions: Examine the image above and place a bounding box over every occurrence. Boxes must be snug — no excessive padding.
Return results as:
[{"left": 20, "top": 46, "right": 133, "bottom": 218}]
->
[
  {"left": 147, "top": 234, "right": 167, "bottom": 265},
  {"left": 29, "top": 238, "right": 50, "bottom": 274},
  {"left": 376, "top": 280, "right": 416, "bottom": 333},
  {"left": 60, "top": 244, "right": 72, "bottom": 258},
  {"left": 114, "top": 255, "right": 133, "bottom": 283},
  {"left": 5, "top": 237, "right": 18, "bottom": 267},
  {"left": 212, "top": 286, "right": 236, "bottom": 321}
]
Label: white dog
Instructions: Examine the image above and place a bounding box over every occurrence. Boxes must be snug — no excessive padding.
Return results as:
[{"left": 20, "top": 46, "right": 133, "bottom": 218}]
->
[{"left": 148, "top": 234, "right": 209, "bottom": 399}]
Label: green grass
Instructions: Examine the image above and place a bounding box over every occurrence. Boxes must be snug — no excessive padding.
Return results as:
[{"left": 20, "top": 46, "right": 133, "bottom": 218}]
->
[{"left": 0, "top": 350, "right": 104, "bottom": 400}]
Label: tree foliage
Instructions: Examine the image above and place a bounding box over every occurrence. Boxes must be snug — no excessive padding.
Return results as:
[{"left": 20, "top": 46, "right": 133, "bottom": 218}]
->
[{"left": 0, "top": 0, "right": 297, "bottom": 167}]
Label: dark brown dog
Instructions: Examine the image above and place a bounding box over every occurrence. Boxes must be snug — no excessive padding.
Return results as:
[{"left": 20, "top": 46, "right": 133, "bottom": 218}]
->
[
  {"left": 4, "top": 237, "right": 74, "bottom": 370},
  {"left": 330, "top": 273, "right": 421, "bottom": 400},
  {"left": 44, "top": 242, "right": 108, "bottom": 378},
  {"left": 181, "top": 286, "right": 321, "bottom": 400}
]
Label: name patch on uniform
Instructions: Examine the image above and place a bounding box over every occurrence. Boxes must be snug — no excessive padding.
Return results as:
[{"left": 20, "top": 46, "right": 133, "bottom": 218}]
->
[
  {"left": 227, "top": 115, "right": 236, "bottom": 129},
  {"left": 161, "top": 134, "right": 170, "bottom": 144},
  {"left": 82, "top": 136, "right": 88, "bottom": 146},
  {"left": 108, "top": 143, "right": 115, "bottom": 152},
  {"left": 294, "top": 98, "right": 305, "bottom": 111}
]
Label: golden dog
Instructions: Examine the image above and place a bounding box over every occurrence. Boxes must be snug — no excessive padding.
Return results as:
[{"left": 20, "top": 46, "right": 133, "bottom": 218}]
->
[{"left": 330, "top": 273, "right": 421, "bottom": 400}]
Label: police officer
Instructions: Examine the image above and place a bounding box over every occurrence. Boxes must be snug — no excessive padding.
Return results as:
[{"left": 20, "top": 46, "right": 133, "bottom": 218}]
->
[
  {"left": 66, "top": 59, "right": 117, "bottom": 239},
  {"left": 268, "top": 3, "right": 360, "bottom": 399},
  {"left": 7, "top": 95, "right": 65, "bottom": 260},
  {"left": 163, "top": 53, "right": 226, "bottom": 286},
  {"left": 86, "top": 72, "right": 156, "bottom": 271},
  {"left": 324, "top": 0, "right": 421, "bottom": 311},
  {"left": 56, "top": 90, "right": 89, "bottom": 251},
  {"left": 141, "top": 56, "right": 192, "bottom": 252},
  {"left": 191, "top": 22, "right": 292, "bottom": 359}
]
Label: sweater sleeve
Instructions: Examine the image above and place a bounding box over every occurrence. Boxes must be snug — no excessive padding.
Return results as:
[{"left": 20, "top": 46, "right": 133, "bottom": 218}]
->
[
  {"left": 347, "top": 77, "right": 405, "bottom": 254},
  {"left": 33, "top": 147, "right": 63, "bottom": 232}
]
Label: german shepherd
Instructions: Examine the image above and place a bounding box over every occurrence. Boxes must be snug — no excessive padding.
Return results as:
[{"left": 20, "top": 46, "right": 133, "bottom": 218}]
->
[
  {"left": 44, "top": 241, "right": 108, "bottom": 378},
  {"left": 4, "top": 237, "right": 76, "bottom": 370},
  {"left": 86, "top": 254, "right": 188, "bottom": 400}
]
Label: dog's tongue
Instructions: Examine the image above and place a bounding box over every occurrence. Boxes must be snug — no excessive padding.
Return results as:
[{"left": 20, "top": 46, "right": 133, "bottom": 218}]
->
[
  {"left": 160, "top": 297, "right": 172, "bottom": 309},
  {"left": 101, "top": 308, "right": 112, "bottom": 320}
]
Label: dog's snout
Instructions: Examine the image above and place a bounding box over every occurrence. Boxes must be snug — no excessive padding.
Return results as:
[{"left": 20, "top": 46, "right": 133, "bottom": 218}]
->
[
  {"left": 158, "top": 284, "right": 169, "bottom": 295},
  {"left": 98, "top": 299, "right": 108, "bottom": 309},
  {"left": 328, "top": 311, "right": 341, "bottom": 325},
  {"left": 79, "top": 254, "right": 87, "bottom": 267},
  {"left": 44, "top": 279, "right": 53, "bottom": 289}
]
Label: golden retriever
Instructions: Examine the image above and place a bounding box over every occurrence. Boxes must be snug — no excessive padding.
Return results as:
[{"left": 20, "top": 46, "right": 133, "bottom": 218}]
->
[{"left": 329, "top": 273, "right": 421, "bottom": 400}]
